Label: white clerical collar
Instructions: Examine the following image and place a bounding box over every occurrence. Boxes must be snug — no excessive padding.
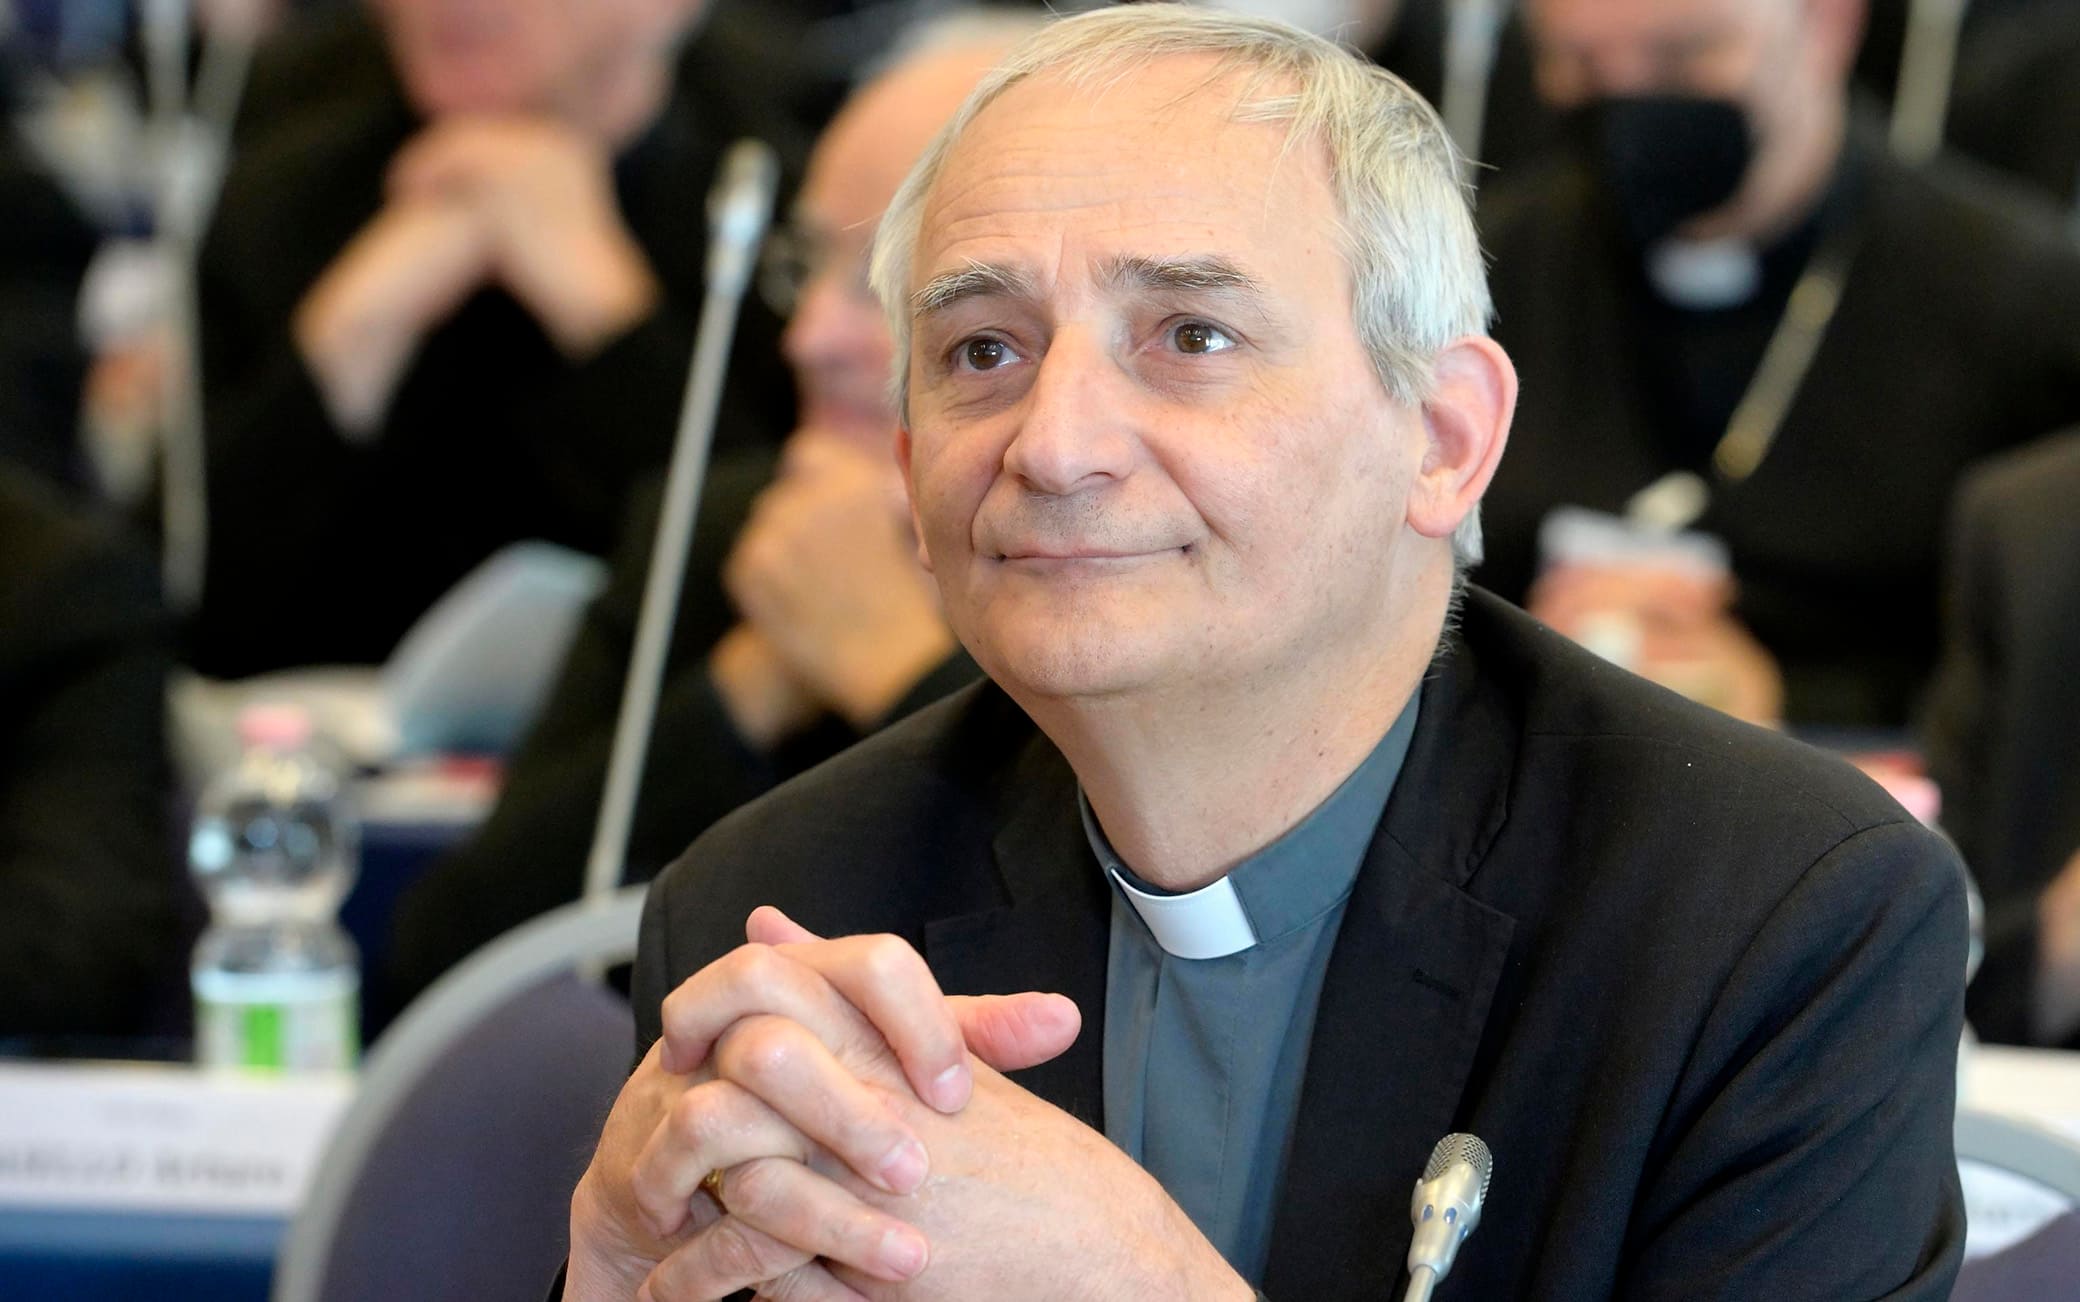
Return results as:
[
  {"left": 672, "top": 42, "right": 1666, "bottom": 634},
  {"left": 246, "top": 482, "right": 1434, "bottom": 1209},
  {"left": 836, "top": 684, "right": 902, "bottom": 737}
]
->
[
  {"left": 1647, "top": 236, "right": 1762, "bottom": 310},
  {"left": 1078, "top": 790, "right": 1259, "bottom": 959},
  {"left": 1106, "top": 868, "right": 1258, "bottom": 961}
]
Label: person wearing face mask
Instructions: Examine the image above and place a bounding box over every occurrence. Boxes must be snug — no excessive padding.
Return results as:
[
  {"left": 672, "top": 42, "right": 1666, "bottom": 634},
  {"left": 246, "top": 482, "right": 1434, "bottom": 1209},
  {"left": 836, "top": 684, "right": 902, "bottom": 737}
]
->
[
  {"left": 1472, "top": 0, "right": 2080, "bottom": 732},
  {"left": 188, "top": 0, "right": 806, "bottom": 679},
  {"left": 375, "top": 20, "right": 1034, "bottom": 1017}
]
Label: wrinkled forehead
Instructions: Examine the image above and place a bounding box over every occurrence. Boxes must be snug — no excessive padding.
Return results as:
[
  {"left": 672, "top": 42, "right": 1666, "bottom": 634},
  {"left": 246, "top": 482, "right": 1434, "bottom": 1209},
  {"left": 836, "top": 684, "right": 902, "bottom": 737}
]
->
[{"left": 910, "top": 59, "right": 1342, "bottom": 303}]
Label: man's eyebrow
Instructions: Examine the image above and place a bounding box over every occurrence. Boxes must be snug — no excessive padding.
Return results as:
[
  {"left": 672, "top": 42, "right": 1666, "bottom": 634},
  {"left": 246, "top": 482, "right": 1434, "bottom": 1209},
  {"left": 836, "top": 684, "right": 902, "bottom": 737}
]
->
[
  {"left": 911, "top": 262, "right": 1039, "bottom": 319},
  {"left": 1099, "top": 253, "right": 1265, "bottom": 302}
]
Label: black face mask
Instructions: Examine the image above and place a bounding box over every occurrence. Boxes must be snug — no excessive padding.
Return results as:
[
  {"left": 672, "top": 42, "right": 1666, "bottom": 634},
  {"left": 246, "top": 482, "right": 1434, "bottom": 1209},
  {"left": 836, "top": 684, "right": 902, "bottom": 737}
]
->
[{"left": 1573, "top": 96, "right": 1756, "bottom": 249}]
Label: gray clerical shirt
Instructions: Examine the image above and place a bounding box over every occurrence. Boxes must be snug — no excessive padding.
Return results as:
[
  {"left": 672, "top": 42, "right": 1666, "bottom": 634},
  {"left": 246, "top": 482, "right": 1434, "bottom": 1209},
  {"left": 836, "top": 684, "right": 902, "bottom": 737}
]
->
[{"left": 1082, "top": 691, "right": 1420, "bottom": 1285}]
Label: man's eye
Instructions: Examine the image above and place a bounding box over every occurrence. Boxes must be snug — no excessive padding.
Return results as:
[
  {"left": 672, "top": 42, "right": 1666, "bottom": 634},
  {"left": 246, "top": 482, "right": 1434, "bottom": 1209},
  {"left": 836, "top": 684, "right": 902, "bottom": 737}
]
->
[
  {"left": 957, "top": 338, "right": 1020, "bottom": 371},
  {"left": 1172, "top": 322, "right": 1236, "bottom": 355}
]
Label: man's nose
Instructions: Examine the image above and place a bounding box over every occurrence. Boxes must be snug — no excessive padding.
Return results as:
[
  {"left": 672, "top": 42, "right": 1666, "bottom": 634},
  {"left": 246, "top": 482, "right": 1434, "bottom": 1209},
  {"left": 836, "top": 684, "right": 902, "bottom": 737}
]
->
[{"left": 1001, "top": 328, "right": 1136, "bottom": 496}]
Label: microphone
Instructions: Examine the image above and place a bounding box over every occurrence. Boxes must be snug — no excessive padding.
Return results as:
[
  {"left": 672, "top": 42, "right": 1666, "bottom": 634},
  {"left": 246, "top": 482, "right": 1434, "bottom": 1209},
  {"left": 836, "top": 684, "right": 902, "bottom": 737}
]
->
[
  {"left": 582, "top": 138, "right": 781, "bottom": 909},
  {"left": 705, "top": 139, "right": 782, "bottom": 297},
  {"left": 1403, "top": 1133, "right": 1492, "bottom": 1302}
]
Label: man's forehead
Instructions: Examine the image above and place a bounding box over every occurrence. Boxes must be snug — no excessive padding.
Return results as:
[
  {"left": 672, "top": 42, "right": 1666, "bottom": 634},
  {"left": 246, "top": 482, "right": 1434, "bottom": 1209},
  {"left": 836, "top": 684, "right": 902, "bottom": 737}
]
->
[
  {"left": 949, "top": 54, "right": 1287, "bottom": 170},
  {"left": 910, "top": 58, "right": 1335, "bottom": 295}
]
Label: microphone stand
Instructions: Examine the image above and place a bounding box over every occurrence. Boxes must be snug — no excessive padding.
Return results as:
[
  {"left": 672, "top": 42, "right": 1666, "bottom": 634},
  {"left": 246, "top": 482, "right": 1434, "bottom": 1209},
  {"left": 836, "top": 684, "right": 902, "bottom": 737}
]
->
[
  {"left": 1890, "top": 0, "right": 1970, "bottom": 163},
  {"left": 141, "top": 0, "right": 258, "bottom": 612},
  {"left": 580, "top": 140, "right": 780, "bottom": 918},
  {"left": 1440, "top": 0, "right": 1508, "bottom": 180},
  {"left": 1403, "top": 1264, "right": 1439, "bottom": 1302}
]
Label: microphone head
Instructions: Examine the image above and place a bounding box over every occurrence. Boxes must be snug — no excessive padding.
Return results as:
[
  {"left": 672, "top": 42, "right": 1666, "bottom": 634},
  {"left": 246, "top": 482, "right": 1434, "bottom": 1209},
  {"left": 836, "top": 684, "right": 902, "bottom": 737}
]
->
[
  {"left": 710, "top": 139, "right": 780, "bottom": 213},
  {"left": 1423, "top": 1132, "right": 1493, "bottom": 1195},
  {"left": 1408, "top": 1133, "right": 1492, "bottom": 1283},
  {"left": 705, "top": 138, "right": 781, "bottom": 292}
]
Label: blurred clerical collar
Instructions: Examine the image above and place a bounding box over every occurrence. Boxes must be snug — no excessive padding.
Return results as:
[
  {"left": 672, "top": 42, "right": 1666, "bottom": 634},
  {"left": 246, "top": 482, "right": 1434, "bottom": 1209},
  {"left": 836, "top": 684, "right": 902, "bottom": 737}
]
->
[{"left": 1647, "top": 238, "right": 1763, "bottom": 310}]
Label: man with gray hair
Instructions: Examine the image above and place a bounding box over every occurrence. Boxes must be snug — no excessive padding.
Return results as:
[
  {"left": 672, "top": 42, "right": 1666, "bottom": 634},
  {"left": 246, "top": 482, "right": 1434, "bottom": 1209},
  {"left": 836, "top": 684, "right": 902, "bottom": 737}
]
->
[{"left": 565, "top": 8, "right": 1965, "bottom": 1299}]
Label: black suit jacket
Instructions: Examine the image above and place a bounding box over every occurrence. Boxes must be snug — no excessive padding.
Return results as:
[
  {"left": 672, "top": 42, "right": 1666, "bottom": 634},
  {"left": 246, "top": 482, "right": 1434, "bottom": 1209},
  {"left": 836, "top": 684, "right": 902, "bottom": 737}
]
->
[
  {"left": 636, "top": 590, "right": 1967, "bottom": 1299},
  {"left": 1925, "top": 431, "right": 2080, "bottom": 1048}
]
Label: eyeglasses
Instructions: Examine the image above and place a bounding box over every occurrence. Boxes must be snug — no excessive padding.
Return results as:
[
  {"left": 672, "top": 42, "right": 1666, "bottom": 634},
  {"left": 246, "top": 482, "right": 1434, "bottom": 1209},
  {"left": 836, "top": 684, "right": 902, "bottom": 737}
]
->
[{"left": 759, "top": 223, "right": 877, "bottom": 318}]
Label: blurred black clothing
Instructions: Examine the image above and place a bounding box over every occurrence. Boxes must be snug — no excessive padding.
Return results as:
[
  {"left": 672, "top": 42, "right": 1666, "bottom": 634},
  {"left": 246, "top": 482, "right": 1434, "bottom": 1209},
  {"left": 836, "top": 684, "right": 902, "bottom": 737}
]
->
[
  {"left": 1856, "top": 0, "right": 2080, "bottom": 115},
  {"left": 1948, "top": 3, "right": 2080, "bottom": 211},
  {"left": 0, "top": 84, "right": 96, "bottom": 489},
  {"left": 379, "top": 466, "right": 978, "bottom": 1016},
  {"left": 190, "top": 10, "right": 806, "bottom": 679},
  {"left": 1924, "top": 431, "right": 2080, "bottom": 1050},
  {"left": 0, "top": 464, "right": 180, "bottom": 1038},
  {"left": 1478, "top": 119, "right": 2080, "bottom": 727},
  {"left": 1629, "top": 156, "right": 1849, "bottom": 472}
]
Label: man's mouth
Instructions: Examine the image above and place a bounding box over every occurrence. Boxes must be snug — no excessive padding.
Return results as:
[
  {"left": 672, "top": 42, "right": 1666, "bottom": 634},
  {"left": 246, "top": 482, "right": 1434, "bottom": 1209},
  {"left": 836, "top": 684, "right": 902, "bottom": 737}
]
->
[{"left": 992, "top": 545, "right": 1187, "bottom": 567}]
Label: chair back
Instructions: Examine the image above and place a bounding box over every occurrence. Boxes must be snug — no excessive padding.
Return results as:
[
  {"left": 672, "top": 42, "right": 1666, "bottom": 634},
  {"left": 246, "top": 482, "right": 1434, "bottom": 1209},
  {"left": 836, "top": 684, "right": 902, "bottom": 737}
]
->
[
  {"left": 1953, "top": 1109, "right": 2080, "bottom": 1302},
  {"left": 272, "top": 889, "right": 645, "bottom": 1302}
]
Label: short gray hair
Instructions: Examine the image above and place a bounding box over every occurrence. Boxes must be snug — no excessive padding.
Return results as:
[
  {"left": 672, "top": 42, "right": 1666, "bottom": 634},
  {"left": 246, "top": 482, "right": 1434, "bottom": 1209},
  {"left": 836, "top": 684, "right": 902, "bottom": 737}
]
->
[{"left": 868, "top": 4, "right": 1494, "bottom": 565}]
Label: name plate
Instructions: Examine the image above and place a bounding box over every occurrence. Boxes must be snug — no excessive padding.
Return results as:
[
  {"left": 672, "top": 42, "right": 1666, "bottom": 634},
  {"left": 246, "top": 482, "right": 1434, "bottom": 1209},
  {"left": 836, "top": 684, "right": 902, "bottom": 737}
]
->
[{"left": 0, "top": 1061, "right": 354, "bottom": 1217}]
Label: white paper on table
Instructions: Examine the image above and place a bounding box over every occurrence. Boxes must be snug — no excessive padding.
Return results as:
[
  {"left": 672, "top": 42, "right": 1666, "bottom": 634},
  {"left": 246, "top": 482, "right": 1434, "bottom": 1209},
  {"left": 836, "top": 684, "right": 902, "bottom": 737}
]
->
[
  {"left": 1963, "top": 1045, "right": 2080, "bottom": 1142},
  {"left": 0, "top": 1061, "right": 353, "bottom": 1217}
]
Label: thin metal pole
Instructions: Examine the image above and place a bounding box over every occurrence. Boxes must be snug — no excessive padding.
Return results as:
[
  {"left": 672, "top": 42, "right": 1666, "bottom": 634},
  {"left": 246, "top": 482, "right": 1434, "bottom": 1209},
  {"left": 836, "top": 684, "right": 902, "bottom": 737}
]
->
[
  {"left": 1891, "top": 0, "right": 1970, "bottom": 163},
  {"left": 582, "top": 142, "right": 778, "bottom": 906}
]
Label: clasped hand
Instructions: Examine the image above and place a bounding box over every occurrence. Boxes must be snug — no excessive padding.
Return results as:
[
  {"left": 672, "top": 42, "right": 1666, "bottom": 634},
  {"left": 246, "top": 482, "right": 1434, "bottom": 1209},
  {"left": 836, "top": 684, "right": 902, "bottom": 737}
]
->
[
  {"left": 567, "top": 908, "right": 1249, "bottom": 1302},
  {"left": 295, "top": 117, "right": 658, "bottom": 433},
  {"left": 713, "top": 434, "right": 954, "bottom": 747},
  {"left": 1529, "top": 564, "right": 1785, "bottom": 727}
]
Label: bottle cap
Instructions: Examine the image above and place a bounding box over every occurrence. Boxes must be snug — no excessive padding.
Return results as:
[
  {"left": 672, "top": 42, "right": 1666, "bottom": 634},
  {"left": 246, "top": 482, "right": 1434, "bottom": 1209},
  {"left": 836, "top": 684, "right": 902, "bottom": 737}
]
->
[{"left": 237, "top": 703, "right": 315, "bottom": 750}]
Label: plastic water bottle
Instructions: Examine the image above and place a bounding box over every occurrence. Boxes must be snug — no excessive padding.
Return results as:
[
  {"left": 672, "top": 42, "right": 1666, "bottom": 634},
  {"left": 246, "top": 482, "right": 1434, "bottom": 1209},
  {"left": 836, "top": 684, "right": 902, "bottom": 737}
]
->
[{"left": 189, "top": 704, "right": 360, "bottom": 1071}]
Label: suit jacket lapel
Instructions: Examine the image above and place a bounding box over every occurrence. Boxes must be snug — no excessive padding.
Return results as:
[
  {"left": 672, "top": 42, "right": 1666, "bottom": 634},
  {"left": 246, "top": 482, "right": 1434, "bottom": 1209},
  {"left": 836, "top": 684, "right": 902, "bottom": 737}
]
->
[
  {"left": 923, "top": 730, "right": 1110, "bottom": 1131},
  {"left": 1262, "top": 623, "right": 1520, "bottom": 1298}
]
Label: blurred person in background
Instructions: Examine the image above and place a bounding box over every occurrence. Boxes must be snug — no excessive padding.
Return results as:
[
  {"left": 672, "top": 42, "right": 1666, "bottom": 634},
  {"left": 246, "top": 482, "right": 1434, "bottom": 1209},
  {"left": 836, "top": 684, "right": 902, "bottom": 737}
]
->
[
  {"left": 187, "top": 0, "right": 806, "bottom": 678},
  {"left": 377, "top": 14, "right": 1042, "bottom": 1014},
  {"left": 1366, "top": 0, "right": 2072, "bottom": 193},
  {"left": 0, "top": 462, "right": 180, "bottom": 1042},
  {"left": 1925, "top": 431, "right": 2080, "bottom": 1051},
  {"left": 1472, "top": 0, "right": 2080, "bottom": 730}
]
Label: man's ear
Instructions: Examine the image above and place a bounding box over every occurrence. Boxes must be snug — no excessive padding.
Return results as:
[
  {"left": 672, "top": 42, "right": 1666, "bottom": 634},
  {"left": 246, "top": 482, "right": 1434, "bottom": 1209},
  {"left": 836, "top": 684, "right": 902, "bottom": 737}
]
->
[
  {"left": 895, "top": 422, "right": 935, "bottom": 573},
  {"left": 1406, "top": 335, "right": 1516, "bottom": 545}
]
